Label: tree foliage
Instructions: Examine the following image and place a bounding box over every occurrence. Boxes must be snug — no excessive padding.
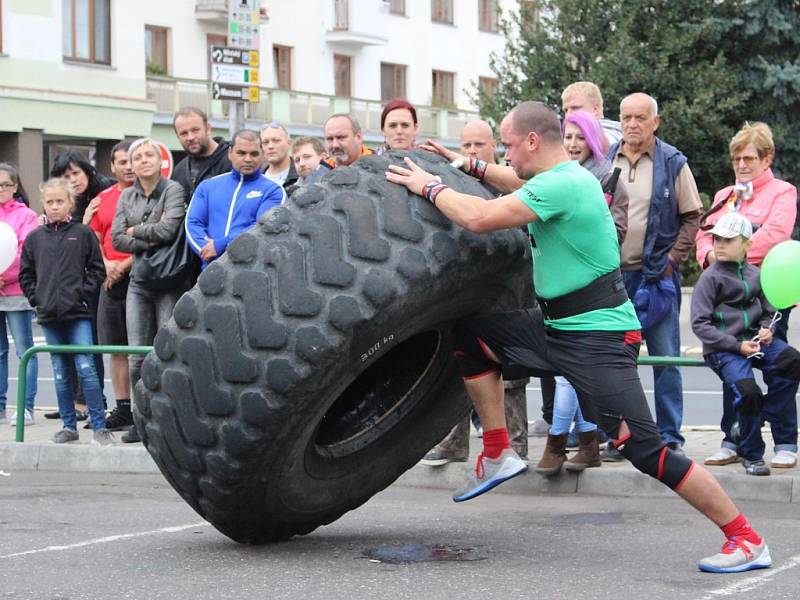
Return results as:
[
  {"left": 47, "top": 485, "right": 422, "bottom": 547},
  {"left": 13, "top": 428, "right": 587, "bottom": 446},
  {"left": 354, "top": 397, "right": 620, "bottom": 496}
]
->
[{"left": 474, "top": 0, "right": 800, "bottom": 195}]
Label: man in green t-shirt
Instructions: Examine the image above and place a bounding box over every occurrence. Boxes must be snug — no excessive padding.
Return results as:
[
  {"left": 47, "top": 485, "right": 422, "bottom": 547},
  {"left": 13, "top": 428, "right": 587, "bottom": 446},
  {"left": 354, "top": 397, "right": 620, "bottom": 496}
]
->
[{"left": 385, "top": 101, "right": 771, "bottom": 574}]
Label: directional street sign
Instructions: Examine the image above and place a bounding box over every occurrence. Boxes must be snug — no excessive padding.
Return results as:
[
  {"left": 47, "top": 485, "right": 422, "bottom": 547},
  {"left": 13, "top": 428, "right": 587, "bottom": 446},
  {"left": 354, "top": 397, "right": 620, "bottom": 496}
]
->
[
  {"left": 210, "top": 46, "right": 259, "bottom": 68},
  {"left": 212, "top": 82, "right": 251, "bottom": 102},
  {"left": 210, "top": 45, "right": 260, "bottom": 103}
]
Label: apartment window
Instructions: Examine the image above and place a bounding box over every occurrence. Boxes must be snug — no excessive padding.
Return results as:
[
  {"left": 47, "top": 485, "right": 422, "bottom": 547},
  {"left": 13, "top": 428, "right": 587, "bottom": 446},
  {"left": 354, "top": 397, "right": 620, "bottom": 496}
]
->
[
  {"left": 62, "top": 0, "right": 111, "bottom": 64},
  {"left": 145, "top": 25, "right": 169, "bottom": 75},
  {"left": 518, "top": 0, "right": 540, "bottom": 30},
  {"left": 479, "top": 77, "right": 499, "bottom": 98},
  {"left": 389, "top": 0, "right": 405, "bottom": 15},
  {"left": 380, "top": 62, "right": 406, "bottom": 101},
  {"left": 334, "top": 54, "right": 351, "bottom": 97},
  {"left": 273, "top": 45, "right": 292, "bottom": 90},
  {"left": 432, "top": 70, "right": 455, "bottom": 107},
  {"left": 479, "top": 0, "right": 499, "bottom": 32},
  {"left": 431, "top": 0, "right": 453, "bottom": 24},
  {"left": 333, "top": 0, "right": 348, "bottom": 30}
]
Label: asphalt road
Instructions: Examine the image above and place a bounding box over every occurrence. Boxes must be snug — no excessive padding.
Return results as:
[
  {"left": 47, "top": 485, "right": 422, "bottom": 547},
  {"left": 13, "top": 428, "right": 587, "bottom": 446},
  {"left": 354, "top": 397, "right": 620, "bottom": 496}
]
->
[{"left": 2, "top": 471, "right": 800, "bottom": 600}]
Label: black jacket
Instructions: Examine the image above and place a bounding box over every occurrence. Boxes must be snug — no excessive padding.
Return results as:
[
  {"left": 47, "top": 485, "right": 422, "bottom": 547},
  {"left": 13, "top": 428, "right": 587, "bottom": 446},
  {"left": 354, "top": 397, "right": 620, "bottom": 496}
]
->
[
  {"left": 19, "top": 221, "right": 106, "bottom": 323},
  {"left": 172, "top": 137, "right": 232, "bottom": 201}
]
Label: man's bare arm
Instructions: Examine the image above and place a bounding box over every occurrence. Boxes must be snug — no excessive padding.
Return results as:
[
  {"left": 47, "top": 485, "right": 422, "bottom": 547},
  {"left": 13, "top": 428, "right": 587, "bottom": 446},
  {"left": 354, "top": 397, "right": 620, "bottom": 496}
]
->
[
  {"left": 385, "top": 157, "right": 538, "bottom": 233},
  {"left": 420, "top": 139, "right": 525, "bottom": 194}
]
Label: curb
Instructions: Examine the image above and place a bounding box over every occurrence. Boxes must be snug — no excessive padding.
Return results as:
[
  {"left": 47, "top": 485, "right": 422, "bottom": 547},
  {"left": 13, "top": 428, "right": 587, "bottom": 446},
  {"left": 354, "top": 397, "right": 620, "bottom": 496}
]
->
[
  {"left": 0, "top": 442, "right": 159, "bottom": 475},
  {"left": 396, "top": 461, "right": 796, "bottom": 504},
  {"left": 3, "top": 442, "right": 795, "bottom": 504}
]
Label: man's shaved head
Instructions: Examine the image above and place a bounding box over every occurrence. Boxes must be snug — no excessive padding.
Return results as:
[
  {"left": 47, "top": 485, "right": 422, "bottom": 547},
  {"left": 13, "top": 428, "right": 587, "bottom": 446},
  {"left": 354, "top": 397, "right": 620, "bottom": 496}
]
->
[{"left": 507, "top": 101, "right": 563, "bottom": 145}]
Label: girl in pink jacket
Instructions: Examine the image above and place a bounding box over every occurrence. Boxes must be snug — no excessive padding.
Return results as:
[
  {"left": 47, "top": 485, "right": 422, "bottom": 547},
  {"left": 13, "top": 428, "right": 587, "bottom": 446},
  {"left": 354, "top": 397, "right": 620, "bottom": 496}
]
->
[{"left": 0, "top": 163, "right": 39, "bottom": 426}]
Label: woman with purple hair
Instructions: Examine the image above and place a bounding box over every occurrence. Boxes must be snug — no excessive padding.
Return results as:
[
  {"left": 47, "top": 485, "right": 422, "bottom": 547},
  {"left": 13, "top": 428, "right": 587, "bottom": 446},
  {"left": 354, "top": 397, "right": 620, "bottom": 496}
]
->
[
  {"left": 534, "top": 111, "right": 629, "bottom": 476},
  {"left": 563, "top": 110, "right": 628, "bottom": 243}
]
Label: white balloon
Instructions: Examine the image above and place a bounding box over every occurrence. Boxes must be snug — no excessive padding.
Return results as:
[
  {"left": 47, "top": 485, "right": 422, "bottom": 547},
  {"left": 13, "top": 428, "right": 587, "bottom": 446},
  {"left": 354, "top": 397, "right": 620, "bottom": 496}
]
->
[{"left": 0, "top": 222, "right": 19, "bottom": 275}]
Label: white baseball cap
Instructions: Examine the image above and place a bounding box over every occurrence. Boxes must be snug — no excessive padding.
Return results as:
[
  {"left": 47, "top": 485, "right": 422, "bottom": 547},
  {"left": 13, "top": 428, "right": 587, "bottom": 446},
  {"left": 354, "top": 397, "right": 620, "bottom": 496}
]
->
[{"left": 710, "top": 212, "right": 753, "bottom": 240}]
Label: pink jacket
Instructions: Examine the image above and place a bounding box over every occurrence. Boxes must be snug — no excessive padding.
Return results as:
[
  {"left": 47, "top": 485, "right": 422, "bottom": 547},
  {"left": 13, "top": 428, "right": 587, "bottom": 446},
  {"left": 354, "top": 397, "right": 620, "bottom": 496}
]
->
[
  {"left": 0, "top": 200, "right": 39, "bottom": 297},
  {"left": 696, "top": 168, "right": 797, "bottom": 268}
]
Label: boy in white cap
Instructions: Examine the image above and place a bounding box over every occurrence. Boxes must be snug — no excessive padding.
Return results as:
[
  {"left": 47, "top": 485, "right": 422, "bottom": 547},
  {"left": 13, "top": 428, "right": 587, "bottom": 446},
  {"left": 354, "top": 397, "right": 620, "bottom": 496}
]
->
[{"left": 691, "top": 211, "right": 799, "bottom": 481}]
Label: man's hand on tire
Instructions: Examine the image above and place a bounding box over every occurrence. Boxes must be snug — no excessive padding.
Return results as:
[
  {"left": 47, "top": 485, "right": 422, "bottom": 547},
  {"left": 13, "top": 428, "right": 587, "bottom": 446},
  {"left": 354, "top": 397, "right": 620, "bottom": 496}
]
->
[
  {"left": 386, "top": 157, "right": 438, "bottom": 196},
  {"left": 418, "top": 138, "right": 463, "bottom": 164}
]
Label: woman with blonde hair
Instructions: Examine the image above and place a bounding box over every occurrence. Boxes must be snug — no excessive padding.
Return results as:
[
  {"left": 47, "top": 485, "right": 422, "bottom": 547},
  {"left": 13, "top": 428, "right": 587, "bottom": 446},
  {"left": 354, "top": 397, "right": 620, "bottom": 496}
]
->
[{"left": 111, "top": 138, "right": 187, "bottom": 443}]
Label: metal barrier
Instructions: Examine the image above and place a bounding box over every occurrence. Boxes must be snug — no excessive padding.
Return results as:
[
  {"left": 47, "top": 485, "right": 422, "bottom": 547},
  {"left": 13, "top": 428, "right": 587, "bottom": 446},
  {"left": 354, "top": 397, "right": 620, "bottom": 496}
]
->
[
  {"left": 14, "top": 345, "right": 153, "bottom": 443},
  {"left": 12, "top": 345, "right": 705, "bottom": 442}
]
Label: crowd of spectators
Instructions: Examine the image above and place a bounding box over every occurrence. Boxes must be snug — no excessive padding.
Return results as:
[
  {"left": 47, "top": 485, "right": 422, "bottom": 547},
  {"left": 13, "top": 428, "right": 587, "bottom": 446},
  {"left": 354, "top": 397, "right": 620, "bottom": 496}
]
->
[{"left": 0, "top": 90, "right": 796, "bottom": 476}]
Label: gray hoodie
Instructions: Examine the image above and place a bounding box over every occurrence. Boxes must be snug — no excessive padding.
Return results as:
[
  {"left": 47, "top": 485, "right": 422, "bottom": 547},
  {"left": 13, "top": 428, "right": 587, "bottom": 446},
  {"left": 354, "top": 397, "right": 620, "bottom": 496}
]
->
[{"left": 691, "top": 260, "right": 775, "bottom": 356}]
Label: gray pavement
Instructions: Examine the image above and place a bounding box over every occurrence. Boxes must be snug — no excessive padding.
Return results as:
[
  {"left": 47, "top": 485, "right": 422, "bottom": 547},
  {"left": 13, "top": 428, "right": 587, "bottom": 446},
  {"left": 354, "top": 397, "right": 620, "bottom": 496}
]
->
[{"left": 2, "top": 471, "right": 800, "bottom": 600}]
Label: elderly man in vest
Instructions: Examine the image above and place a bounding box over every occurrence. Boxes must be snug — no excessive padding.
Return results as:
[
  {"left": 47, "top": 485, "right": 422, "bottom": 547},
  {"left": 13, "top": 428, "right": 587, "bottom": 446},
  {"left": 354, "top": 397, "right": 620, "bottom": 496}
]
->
[{"left": 603, "top": 93, "right": 702, "bottom": 460}]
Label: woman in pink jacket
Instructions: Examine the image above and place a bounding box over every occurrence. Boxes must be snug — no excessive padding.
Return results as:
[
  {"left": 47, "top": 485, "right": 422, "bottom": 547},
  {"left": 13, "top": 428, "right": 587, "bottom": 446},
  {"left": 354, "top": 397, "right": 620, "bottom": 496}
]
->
[
  {"left": 0, "top": 163, "right": 39, "bottom": 426},
  {"left": 695, "top": 123, "right": 798, "bottom": 468}
]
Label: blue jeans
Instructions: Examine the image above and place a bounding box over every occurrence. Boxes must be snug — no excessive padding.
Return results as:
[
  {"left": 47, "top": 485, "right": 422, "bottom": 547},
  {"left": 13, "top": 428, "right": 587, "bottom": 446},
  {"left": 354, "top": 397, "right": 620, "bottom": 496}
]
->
[
  {"left": 623, "top": 269, "right": 684, "bottom": 446},
  {"left": 705, "top": 338, "right": 799, "bottom": 461},
  {"left": 550, "top": 376, "right": 597, "bottom": 435},
  {"left": 40, "top": 319, "right": 106, "bottom": 432},
  {"left": 719, "top": 306, "right": 792, "bottom": 450},
  {"left": 0, "top": 310, "right": 37, "bottom": 412}
]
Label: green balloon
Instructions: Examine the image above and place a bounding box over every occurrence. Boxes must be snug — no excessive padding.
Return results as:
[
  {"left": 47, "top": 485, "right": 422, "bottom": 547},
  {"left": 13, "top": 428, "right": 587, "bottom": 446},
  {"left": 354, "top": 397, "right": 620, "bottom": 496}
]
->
[{"left": 760, "top": 240, "right": 800, "bottom": 309}]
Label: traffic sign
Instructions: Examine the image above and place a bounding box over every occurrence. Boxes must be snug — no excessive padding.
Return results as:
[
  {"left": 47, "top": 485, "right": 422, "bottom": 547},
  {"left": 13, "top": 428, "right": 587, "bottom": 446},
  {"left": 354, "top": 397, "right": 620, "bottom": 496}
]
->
[
  {"left": 228, "top": 0, "right": 260, "bottom": 50},
  {"left": 210, "top": 46, "right": 258, "bottom": 67},
  {"left": 212, "top": 82, "right": 250, "bottom": 102},
  {"left": 212, "top": 63, "right": 258, "bottom": 86},
  {"left": 152, "top": 140, "right": 173, "bottom": 179}
]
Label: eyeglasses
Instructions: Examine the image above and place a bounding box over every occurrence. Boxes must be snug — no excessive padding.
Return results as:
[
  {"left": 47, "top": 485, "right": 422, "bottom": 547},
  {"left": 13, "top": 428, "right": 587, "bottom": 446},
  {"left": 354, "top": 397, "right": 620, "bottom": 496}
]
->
[
  {"left": 0, "top": 182, "right": 16, "bottom": 190},
  {"left": 731, "top": 155, "right": 761, "bottom": 166}
]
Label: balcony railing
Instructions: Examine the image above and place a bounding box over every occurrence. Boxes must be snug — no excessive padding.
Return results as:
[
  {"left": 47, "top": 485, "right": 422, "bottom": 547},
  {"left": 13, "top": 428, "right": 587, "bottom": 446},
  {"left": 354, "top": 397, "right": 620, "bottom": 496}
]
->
[{"left": 146, "top": 75, "right": 478, "bottom": 143}]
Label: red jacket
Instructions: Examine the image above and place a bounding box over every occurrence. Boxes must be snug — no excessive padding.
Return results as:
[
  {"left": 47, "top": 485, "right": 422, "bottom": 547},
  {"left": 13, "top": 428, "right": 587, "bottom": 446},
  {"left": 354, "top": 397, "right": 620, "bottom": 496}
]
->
[{"left": 696, "top": 168, "right": 797, "bottom": 267}]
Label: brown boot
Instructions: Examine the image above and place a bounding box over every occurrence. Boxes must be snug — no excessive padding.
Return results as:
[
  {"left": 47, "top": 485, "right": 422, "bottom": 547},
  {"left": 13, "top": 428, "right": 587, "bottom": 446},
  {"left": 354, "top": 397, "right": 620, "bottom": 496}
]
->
[
  {"left": 564, "top": 430, "right": 602, "bottom": 471},
  {"left": 535, "top": 433, "right": 568, "bottom": 475}
]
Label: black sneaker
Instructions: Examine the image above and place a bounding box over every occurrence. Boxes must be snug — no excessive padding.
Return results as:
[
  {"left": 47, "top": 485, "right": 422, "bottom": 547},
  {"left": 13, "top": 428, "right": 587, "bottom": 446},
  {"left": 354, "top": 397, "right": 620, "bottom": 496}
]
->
[
  {"left": 743, "top": 459, "right": 770, "bottom": 476},
  {"left": 104, "top": 406, "right": 134, "bottom": 431},
  {"left": 121, "top": 424, "right": 141, "bottom": 444},
  {"left": 44, "top": 410, "right": 61, "bottom": 419},
  {"left": 601, "top": 443, "right": 625, "bottom": 462}
]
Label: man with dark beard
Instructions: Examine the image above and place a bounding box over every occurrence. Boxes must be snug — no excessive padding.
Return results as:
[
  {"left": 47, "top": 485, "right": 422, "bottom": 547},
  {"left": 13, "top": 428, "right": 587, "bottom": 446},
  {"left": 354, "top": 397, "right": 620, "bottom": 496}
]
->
[{"left": 171, "top": 107, "right": 232, "bottom": 200}]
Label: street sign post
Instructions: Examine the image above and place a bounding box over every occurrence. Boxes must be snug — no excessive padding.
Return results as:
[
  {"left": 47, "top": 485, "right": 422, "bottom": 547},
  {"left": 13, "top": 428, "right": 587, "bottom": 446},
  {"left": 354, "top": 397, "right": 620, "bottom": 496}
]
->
[{"left": 217, "top": 0, "right": 261, "bottom": 137}]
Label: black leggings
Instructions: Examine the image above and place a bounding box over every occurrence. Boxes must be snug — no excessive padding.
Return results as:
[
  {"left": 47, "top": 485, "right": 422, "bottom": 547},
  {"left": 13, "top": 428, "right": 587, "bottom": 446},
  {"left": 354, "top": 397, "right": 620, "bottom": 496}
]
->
[{"left": 453, "top": 309, "right": 693, "bottom": 489}]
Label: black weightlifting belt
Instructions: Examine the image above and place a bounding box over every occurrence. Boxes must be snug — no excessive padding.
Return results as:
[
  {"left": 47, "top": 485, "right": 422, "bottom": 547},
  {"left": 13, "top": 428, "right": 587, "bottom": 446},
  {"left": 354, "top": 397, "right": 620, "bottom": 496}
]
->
[{"left": 537, "top": 268, "right": 628, "bottom": 321}]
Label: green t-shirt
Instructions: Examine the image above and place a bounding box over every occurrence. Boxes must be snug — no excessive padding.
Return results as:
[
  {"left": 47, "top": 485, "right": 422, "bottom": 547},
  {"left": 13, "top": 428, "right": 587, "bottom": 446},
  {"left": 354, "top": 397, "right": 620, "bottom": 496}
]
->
[{"left": 514, "top": 160, "right": 640, "bottom": 331}]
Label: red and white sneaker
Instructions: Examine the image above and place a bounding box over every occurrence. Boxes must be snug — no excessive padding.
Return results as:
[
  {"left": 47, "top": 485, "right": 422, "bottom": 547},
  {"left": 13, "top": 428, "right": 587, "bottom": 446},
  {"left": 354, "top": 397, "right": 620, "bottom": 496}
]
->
[{"left": 698, "top": 536, "right": 772, "bottom": 573}]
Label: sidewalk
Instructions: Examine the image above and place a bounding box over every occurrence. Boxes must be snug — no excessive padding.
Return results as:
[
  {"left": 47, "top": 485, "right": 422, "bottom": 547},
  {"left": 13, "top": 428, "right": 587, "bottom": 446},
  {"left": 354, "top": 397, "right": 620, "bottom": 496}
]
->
[{"left": 2, "top": 408, "right": 797, "bottom": 504}]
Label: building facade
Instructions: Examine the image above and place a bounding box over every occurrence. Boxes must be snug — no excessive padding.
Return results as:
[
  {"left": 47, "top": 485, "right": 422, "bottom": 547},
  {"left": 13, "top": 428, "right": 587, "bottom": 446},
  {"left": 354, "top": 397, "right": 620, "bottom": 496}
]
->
[{"left": 0, "top": 0, "right": 514, "bottom": 205}]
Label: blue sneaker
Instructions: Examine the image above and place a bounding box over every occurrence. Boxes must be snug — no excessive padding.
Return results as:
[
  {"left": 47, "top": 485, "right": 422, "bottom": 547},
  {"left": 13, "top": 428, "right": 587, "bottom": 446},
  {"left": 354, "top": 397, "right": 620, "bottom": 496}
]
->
[
  {"left": 452, "top": 448, "right": 527, "bottom": 503},
  {"left": 698, "top": 537, "right": 772, "bottom": 573}
]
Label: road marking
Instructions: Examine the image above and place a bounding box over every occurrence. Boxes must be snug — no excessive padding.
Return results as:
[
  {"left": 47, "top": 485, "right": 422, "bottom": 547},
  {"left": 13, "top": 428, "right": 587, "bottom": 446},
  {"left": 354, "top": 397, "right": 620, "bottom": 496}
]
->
[
  {"left": 699, "top": 553, "right": 800, "bottom": 598},
  {"left": 0, "top": 521, "right": 210, "bottom": 559}
]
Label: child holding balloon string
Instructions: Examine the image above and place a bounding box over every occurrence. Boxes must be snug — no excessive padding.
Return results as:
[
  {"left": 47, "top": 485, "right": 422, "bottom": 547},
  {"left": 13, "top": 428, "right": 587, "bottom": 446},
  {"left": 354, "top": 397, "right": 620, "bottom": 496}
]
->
[
  {"left": 18, "top": 178, "right": 113, "bottom": 444},
  {"left": 0, "top": 162, "right": 39, "bottom": 426},
  {"left": 691, "top": 212, "right": 800, "bottom": 475}
]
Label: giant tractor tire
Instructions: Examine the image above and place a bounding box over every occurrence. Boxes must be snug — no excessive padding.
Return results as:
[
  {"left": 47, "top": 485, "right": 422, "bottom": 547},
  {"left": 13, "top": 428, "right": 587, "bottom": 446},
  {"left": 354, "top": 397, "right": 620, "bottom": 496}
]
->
[{"left": 134, "top": 150, "right": 532, "bottom": 543}]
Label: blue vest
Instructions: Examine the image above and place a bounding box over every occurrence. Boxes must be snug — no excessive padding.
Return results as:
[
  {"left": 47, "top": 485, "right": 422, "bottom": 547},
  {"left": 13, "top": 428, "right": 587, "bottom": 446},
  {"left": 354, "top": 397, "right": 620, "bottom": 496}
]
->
[{"left": 608, "top": 137, "right": 687, "bottom": 282}]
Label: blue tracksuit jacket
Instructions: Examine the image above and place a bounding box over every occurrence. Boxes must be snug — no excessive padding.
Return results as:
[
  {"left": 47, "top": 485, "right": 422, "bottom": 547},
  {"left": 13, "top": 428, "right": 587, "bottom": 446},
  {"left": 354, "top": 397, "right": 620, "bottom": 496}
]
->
[{"left": 185, "top": 168, "right": 285, "bottom": 268}]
